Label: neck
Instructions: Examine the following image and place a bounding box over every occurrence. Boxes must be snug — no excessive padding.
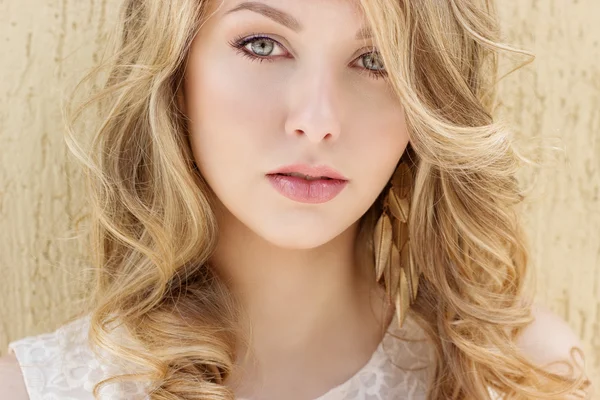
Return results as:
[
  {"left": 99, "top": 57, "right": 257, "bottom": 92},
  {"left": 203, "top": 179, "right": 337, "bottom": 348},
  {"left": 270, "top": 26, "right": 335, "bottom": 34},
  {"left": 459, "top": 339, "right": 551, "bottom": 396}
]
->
[{"left": 209, "top": 202, "right": 392, "bottom": 398}]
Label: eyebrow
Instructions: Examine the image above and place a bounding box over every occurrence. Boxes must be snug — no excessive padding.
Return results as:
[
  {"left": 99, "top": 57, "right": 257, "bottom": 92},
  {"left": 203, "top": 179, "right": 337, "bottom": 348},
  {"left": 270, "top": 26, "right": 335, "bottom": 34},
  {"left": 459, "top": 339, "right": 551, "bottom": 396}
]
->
[{"left": 224, "top": 1, "right": 373, "bottom": 40}]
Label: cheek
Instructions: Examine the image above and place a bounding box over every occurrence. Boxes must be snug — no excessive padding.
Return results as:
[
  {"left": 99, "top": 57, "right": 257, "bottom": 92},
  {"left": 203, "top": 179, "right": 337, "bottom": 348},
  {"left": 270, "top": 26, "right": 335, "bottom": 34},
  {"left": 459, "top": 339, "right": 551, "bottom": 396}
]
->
[
  {"left": 351, "top": 103, "right": 410, "bottom": 189},
  {"left": 345, "top": 79, "right": 409, "bottom": 163},
  {"left": 183, "top": 49, "right": 284, "bottom": 182}
]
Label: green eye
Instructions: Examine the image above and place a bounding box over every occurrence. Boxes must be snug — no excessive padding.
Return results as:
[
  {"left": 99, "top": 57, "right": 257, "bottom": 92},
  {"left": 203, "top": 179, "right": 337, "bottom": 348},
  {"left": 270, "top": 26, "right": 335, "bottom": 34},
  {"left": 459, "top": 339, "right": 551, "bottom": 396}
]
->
[
  {"left": 358, "top": 51, "right": 387, "bottom": 79},
  {"left": 248, "top": 37, "right": 276, "bottom": 57}
]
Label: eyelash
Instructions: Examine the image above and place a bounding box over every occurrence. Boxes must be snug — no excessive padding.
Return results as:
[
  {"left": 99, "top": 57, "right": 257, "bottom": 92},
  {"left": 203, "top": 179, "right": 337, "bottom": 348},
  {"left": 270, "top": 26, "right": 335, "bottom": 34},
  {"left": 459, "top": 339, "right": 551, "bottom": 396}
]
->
[{"left": 228, "top": 33, "right": 388, "bottom": 80}]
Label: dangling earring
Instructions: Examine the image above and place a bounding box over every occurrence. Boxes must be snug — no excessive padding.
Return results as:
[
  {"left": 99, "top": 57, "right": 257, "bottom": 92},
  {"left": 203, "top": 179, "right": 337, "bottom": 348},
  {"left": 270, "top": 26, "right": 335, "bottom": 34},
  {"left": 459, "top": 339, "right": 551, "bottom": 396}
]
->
[{"left": 373, "top": 161, "right": 420, "bottom": 328}]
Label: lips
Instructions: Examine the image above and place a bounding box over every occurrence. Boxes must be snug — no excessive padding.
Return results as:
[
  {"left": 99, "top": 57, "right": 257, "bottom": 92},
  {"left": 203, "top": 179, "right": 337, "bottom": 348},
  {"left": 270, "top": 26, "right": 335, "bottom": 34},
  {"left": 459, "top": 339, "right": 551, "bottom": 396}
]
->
[
  {"left": 277, "top": 172, "right": 332, "bottom": 181},
  {"left": 266, "top": 164, "right": 348, "bottom": 181},
  {"left": 266, "top": 174, "right": 348, "bottom": 204}
]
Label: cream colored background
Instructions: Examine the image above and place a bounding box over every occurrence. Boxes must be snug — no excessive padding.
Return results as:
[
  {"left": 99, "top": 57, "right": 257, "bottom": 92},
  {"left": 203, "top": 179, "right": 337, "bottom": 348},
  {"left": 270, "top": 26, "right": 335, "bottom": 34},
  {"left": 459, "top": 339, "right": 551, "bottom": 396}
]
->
[{"left": 1, "top": 0, "right": 598, "bottom": 389}]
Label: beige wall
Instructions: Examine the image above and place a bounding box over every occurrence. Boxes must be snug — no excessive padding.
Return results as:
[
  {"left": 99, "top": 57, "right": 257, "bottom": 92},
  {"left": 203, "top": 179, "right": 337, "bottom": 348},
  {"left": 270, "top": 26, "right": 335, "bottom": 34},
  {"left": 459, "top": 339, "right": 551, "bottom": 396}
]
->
[
  {"left": 1, "top": 0, "right": 598, "bottom": 388},
  {"left": 495, "top": 1, "right": 600, "bottom": 385}
]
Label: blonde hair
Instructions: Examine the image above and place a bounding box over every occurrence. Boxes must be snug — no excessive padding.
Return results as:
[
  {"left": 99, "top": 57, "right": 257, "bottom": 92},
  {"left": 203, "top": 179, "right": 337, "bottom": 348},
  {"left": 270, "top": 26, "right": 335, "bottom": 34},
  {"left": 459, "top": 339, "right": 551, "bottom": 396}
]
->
[{"left": 65, "top": 0, "right": 591, "bottom": 398}]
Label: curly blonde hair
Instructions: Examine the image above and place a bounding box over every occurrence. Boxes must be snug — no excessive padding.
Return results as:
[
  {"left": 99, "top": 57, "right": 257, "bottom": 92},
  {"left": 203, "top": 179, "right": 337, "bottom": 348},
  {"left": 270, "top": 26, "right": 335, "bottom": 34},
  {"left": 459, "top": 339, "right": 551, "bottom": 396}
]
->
[{"left": 64, "top": 0, "right": 591, "bottom": 398}]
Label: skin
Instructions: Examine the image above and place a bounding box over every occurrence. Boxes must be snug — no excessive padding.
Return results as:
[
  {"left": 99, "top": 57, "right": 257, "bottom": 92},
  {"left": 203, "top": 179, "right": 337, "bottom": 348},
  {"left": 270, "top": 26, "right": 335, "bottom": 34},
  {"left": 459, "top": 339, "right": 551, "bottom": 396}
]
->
[{"left": 181, "top": 0, "right": 408, "bottom": 398}]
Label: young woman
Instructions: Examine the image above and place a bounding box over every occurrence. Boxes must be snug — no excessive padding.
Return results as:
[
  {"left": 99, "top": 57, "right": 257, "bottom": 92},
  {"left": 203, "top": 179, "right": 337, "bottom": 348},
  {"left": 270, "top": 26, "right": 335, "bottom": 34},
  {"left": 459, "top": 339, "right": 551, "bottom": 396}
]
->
[{"left": 1, "top": 0, "right": 593, "bottom": 399}]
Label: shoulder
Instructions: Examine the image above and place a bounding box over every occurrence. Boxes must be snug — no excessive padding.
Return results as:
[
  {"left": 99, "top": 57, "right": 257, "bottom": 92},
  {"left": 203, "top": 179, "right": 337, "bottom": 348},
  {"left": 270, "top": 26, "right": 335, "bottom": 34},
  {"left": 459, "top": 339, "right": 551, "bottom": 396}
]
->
[
  {"left": 0, "top": 353, "right": 30, "bottom": 400},
  {"left": 516, "top": 302, "right": 594, "bottom": 397},
  {"left": 516, "top": 303, "right": 585, "bottom": 366}
]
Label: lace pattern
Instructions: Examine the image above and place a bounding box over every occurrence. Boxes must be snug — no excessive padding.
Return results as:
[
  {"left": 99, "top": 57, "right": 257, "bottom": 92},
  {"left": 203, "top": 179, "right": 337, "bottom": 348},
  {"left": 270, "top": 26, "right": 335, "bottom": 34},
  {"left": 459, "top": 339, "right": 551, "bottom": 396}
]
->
[{"left": 8, "top": 315, "right": 148, "bottom": 400}]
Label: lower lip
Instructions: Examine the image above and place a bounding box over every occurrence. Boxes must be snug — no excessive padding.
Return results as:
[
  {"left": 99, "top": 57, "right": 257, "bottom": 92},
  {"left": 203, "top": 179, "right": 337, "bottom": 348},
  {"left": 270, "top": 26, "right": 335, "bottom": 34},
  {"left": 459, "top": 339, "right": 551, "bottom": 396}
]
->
[{"left": 266, "top": 174, "right": 348, "bottom": 204}]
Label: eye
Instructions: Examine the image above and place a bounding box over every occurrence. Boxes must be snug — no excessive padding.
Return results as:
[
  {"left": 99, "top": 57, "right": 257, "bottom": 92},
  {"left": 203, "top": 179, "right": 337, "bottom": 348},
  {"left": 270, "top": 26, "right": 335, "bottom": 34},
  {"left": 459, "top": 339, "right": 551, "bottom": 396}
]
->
[
  {"left": 228, "top": 34, "right": 287, "bottom": 63},
  {"left": 228, "top": 34, "right": 388, "bottom": 79},
  {"left": 356, "top": 49, "right": 388, "bottom": 79}
]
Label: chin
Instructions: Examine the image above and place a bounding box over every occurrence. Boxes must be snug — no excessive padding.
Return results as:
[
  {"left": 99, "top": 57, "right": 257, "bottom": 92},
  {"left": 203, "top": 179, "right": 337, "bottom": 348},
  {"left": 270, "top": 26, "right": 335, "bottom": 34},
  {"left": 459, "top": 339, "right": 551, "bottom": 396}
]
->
[
  {"left": 268, "top": 237, "right": 330, "bottom": 250},
  {"left": 254, "top": 219, "right": 349, "bottom": 250},
  {"left": 261, "top": 229, "right": 337, "bottom": 250}
]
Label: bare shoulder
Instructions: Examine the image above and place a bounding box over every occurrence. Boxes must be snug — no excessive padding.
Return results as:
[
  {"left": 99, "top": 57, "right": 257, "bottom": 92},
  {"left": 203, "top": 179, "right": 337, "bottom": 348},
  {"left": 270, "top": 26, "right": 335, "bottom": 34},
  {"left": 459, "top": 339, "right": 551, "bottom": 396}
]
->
[
  {"left": 516, "top": 302, "right": 594, "bottom": 397},
  {"left": 0, "top": 353, "right": 30, "bottom": 400},
  {"left": 516, "top": 303, "right": 585, "bottom": 365}
]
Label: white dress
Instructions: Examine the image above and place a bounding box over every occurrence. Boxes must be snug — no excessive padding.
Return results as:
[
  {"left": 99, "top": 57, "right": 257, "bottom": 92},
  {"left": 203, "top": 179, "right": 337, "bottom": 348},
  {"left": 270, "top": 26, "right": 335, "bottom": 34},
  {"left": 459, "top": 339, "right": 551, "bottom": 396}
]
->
[{"left": 7, "top": 313, "right": 500, "bottom": 399}]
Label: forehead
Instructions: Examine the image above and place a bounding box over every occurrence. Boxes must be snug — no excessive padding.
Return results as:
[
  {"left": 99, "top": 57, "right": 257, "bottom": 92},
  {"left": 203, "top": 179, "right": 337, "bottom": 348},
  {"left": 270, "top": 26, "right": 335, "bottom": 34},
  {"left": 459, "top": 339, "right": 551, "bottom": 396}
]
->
[
  {"left": 205, "top": 0, "right": 366, "bottom": 25},
  {"left": 201, "top": 0, "right": 370, "bottom": 44}
]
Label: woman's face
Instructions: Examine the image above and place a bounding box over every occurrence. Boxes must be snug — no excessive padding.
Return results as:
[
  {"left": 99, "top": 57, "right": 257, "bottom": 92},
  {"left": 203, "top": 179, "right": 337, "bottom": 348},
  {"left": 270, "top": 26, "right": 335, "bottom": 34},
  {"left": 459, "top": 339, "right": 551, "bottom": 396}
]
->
[{"left": 183, "top": 0, "right": 409, "bottom": 249}]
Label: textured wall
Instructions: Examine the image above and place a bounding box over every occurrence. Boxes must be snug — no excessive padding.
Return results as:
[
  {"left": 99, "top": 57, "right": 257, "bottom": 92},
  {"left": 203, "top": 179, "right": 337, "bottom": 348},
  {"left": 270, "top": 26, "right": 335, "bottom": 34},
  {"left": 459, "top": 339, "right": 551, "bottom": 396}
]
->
[
  {"left": 0, "top": 0, "right": 110, "bottom": 340},
  {"left": 1, "top": 0, "right": 598, "bottom": 389},
  {"left": 495, "top": 1, "right": 600, "bottom": 385}
]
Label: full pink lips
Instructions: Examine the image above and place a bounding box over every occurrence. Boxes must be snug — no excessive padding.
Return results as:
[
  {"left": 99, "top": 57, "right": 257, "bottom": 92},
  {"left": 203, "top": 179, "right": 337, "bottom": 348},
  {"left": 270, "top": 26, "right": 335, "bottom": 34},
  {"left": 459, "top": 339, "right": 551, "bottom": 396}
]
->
[{"left": 266, "top": 164, "right": 349, "bottom": 204}]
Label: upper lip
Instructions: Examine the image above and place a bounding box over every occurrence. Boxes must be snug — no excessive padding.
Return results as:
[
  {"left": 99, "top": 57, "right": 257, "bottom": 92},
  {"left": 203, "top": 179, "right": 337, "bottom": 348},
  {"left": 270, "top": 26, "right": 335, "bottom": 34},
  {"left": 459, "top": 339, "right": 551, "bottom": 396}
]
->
[{"left": 267, "top": 164, "right": 348, "bottom": 180}]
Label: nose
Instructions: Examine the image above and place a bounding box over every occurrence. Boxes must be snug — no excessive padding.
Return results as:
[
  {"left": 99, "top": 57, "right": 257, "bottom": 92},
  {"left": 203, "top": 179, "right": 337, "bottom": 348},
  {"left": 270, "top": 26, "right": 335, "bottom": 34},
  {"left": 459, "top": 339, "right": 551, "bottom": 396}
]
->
[{"left": 284, "top": 67, "right": 343, "bottom": 143}]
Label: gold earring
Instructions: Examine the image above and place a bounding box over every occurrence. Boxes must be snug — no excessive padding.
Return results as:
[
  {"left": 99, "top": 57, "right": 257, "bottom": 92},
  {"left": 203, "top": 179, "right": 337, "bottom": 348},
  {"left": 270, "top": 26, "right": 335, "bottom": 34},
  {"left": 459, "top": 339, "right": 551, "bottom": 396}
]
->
[{"left": 373, "top": 162, "right": 419, "bottom": 327}]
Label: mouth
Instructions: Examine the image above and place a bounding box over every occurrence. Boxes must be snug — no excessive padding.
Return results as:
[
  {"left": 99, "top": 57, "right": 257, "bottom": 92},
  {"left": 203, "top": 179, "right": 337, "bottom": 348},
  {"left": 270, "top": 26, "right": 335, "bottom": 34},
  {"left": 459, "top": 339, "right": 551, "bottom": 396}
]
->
[
  {"left": 272, "top": 172, "right": 334, "bottom": 181},
  {"left": 265, "top": 170, "right": 349, "bottom": 204},
  {"left": 266, "top": 164, "right": 348, "bottom": 181}
]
